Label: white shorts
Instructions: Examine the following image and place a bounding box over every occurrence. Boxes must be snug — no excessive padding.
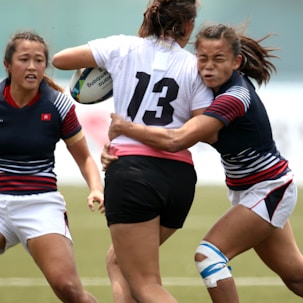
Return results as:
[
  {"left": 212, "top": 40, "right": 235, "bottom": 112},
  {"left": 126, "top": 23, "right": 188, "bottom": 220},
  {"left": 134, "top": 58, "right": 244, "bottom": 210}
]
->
[
  {"left": 228, "top": 172, "right": 297, "bottom": 228},
  {"left": 0, "top": 191, "right": 72, "bottom": 254}
]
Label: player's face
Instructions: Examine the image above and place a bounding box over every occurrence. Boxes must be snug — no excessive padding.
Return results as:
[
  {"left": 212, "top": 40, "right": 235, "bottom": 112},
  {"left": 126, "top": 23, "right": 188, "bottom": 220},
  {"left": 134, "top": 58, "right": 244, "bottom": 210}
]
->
[
  {"left": 196, "top": 38, "right": 242, "bottom": 94},
  {"left": 6, "top": 40, "right": 46, "bottom": 92}
]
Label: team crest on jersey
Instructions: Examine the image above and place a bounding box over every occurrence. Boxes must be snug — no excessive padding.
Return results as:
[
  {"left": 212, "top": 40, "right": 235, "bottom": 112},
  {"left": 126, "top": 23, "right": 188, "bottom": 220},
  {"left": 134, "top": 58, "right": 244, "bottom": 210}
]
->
[{"left": 41, "top": 113, "right": 52, "bottom": 121}]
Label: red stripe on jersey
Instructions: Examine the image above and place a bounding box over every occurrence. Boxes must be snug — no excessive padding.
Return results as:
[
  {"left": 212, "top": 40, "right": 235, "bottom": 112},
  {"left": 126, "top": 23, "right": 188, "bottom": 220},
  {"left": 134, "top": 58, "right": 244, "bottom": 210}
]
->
[
  {"left": 226, "top": 160, "right": 289, "bottom": 188},
  {"left": 205, "top": 95, "right": 245, "bottom": 125},
  {"left": 0, "top": 175, "right": 57, "bottom": 193},
  {"left": 61, "top": 104, "right": 81, "bottom": 138}
]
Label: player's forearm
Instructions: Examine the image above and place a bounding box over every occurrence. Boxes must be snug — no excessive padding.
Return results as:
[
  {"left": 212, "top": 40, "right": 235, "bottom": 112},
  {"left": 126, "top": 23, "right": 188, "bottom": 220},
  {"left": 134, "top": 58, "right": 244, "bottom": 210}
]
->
[
  {"left": 80, "top": 158, "right": 103, "bottom": 191},
  {"left": 122, "top": 122, "right": 187, "bottom": 152},
  {"left": 124, "top": 116, "right": 219, "bottom": 152},
  {"left": 109, "top": 113, "right": 203, "bottom": 152}
]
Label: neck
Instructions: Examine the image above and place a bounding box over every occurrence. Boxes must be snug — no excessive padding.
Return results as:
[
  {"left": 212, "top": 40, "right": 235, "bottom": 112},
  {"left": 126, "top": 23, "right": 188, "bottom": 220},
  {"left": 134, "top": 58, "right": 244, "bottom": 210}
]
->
[
  {"left": 9, "top": 83, "right": 38, "bottom": 108},
  {"left": 176, "top": 37, "right": 188, "bottom": 48}
]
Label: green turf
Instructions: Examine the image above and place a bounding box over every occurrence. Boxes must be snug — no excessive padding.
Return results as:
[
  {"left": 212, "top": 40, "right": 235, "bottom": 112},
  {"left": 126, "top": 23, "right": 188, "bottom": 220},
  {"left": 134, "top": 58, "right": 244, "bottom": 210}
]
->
[{"left": 1, "top": 185, "right": 302, "bottom": 302}]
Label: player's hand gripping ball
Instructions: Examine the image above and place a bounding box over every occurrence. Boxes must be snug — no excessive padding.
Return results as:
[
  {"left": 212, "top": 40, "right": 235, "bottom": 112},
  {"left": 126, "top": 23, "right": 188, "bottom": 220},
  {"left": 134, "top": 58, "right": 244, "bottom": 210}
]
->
[{"left": 70, "top": 67, "right": 113, "bottom": 104}]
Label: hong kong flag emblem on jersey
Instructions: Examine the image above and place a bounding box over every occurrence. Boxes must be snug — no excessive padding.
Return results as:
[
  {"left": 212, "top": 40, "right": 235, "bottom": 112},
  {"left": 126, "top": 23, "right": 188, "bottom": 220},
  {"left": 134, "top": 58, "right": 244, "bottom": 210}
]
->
[{"left": 41, "top": 113, "right": 52, "bottom": 121}]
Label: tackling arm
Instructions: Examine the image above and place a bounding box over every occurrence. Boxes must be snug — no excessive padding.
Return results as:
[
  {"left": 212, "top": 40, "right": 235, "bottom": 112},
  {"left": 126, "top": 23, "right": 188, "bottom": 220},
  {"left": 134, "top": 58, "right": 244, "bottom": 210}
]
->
[{"left": 109, "top": 113, "right": 224, "bottom": 152}]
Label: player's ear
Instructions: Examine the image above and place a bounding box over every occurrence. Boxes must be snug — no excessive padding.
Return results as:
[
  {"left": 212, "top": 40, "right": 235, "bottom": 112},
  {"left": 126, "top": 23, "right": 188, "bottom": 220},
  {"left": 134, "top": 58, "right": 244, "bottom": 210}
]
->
[
  {"left": 3, "top": 60, "right": 10, "bottom": 72},
  {"left": 234, "top": 54, "right": 243, "bottom": 70}
]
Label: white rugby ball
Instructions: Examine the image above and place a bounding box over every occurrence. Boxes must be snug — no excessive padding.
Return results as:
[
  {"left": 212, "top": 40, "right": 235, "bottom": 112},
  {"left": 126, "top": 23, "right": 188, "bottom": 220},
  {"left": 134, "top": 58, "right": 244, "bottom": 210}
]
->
[{"left": 70, "top": 67, "right": 113, "bottom": 104}]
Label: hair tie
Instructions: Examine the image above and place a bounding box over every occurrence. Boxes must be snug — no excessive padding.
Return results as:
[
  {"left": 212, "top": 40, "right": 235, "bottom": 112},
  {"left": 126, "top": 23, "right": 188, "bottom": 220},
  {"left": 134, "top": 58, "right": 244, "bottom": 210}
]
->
[{"left": 151, "top": 1, "right": 160, "bottom": 15}]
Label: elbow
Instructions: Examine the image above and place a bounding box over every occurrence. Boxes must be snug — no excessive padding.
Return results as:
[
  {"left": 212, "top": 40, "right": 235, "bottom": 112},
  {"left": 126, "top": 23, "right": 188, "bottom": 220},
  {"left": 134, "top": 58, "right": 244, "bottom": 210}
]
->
[
  {"left": 51, "top": 54, "right": 61, "bottom": 69},
  {"left": 52, "top": 53, "right": 67, "bottom": 70},
  {"left": 203, "top": 133, "right": 218, "bottom": 145},
  {"left": 167, "top": 138, "right": 186, "bottom": 153},
  {"left": 165, "top": 130, "right": 192, "bottom": 152}
]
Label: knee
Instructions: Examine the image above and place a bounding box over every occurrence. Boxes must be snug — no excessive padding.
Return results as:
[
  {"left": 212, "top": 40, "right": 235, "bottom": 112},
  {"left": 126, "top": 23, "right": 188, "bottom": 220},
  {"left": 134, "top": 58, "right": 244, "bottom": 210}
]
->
[
  {"left": 195, "top": 240, "right": 232, "bottom": 288},
  {"left": 282, "top": 276, "right": 303, "bottom": 297},
  {"left": 106, "top": 244, "right": 118, "bottom": 271}
]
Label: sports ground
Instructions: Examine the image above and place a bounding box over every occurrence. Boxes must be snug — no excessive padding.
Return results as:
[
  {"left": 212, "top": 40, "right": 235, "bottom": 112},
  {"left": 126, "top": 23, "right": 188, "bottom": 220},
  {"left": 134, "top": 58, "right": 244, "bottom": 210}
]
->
[{"left": 1, "top": 185, "right": 302, "bottom": 302}]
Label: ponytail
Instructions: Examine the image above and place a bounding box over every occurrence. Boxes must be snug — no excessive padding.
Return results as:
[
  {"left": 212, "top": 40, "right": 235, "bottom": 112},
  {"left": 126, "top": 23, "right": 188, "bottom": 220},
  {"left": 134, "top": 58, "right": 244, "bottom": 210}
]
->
[{"left": 239, "top": 34, "right": 278, "bottom": 85}]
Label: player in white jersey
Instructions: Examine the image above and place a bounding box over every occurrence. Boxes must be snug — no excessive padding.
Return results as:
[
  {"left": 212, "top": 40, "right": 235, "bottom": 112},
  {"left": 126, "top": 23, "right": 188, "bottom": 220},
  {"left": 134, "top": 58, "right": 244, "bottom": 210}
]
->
[
  {"left": 52, "top": 1, "right": 213, "bottom": 302},
  {"left": 107, "top": 24, "right": 303, "bottom": 302},
  {"left": 0, "top": 32, "right": 104, "bottom": 302}
]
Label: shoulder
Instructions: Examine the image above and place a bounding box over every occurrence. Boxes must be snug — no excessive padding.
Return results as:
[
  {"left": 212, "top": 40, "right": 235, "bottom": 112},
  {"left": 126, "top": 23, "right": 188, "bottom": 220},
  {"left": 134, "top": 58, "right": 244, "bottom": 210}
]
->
[
  {"left": 216, "top": 74, "right": 252, "bottom": 111},
  {"left": 39, "top": 80, "right": 60, "bottom": 100},
  {"left": 89, "top": 35, "right": 143, "bottom": 67},
  {"left": 89, "top": 35, "right": 141, "bottom": 50},
  {"left": 0, "top": 78, "right": 6, "bottom": 89},
  {"left": 40, "top": 80, "right": 74, "bottom": 116},
  {"left": 0, "top": 79, "right": 6, "bottom": 99}
]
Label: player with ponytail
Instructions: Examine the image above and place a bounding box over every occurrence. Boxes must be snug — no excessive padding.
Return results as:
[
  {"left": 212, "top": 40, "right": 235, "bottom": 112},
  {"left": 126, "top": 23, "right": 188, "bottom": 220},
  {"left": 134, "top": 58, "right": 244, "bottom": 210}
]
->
[
  {"left": 107, "top": 24, "right": 303, "bottom": 302},
  {"left": 53, "top": 1, "right": 213, "bottom": 303},
  {"left": 0, "top": 31, "right": 103, "bottom": 303}
]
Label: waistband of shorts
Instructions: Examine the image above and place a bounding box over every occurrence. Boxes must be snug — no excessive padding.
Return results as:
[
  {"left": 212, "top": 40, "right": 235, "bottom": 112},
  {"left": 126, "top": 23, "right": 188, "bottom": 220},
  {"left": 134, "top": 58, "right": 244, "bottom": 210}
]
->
[{"left": 109, "top": 143, "right": 194, "bottom": 165}]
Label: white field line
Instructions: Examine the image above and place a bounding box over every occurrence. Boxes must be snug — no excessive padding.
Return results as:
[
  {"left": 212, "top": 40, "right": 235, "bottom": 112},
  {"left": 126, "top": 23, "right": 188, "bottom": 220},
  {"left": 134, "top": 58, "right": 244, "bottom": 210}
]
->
[{"left": 0, "top": 277, "right": 283, "bottom": 287}]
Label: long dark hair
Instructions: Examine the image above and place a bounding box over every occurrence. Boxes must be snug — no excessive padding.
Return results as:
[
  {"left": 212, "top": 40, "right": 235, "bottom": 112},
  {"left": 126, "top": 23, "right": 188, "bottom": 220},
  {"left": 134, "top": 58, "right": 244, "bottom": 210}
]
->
[
  {"left": 138, "top": 0, "right": 197, "bottom": 41},
  {"left": 195, "top": 24, "right": 278, "bottom": 86}
]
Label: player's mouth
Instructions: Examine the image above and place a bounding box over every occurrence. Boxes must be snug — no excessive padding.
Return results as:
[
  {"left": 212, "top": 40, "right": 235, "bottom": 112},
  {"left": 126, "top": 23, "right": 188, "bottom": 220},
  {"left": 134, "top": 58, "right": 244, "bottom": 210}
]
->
[
  {"left": 202, "top": 73, "right": 216, "bottom": 83},
  {"left": 203, "top": 73, "right": 215, "bottom": 80},
  {"left": 25, "top": 74, "right": 37, "bottom": 80}
]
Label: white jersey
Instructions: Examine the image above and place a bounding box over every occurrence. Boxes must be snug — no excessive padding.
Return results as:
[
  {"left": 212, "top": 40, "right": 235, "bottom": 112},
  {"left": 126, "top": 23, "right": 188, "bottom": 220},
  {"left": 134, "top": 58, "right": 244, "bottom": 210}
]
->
[{"left": 89, "top": 35, "right": 213, "bottom": 164}]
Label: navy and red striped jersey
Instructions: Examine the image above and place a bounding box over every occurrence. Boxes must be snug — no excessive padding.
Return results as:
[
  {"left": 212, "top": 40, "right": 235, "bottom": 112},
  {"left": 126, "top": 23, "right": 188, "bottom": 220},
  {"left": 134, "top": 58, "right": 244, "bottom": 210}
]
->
[
  {"left": 204, "top": 71, "right": 289, "bottom": 190},
  {"left": 0, "top": 79, "right": 82, "bottom": 195}
]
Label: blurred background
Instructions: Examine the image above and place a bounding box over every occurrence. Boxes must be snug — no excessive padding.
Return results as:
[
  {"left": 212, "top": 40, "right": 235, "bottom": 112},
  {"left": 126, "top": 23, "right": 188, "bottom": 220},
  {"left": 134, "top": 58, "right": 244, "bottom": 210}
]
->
[
  {"left": 1, "top": 0, "right": 303, "bottom": 185},
  {"left": 1, "top": 2, "right": 303, "bottom": 302}
]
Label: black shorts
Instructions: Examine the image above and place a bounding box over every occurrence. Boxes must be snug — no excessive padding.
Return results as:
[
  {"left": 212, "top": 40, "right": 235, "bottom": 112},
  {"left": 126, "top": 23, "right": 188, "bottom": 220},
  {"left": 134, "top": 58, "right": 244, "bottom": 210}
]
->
[{"left": 104, "top": 155, "right": 197, "bottom": 228}]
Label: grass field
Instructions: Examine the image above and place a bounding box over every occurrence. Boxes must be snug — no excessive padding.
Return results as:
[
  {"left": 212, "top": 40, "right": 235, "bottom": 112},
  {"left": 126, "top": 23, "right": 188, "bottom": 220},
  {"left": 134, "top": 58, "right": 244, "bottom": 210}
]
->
[{"left": 1, "top": 185, "right": 303, "bottom": 302}]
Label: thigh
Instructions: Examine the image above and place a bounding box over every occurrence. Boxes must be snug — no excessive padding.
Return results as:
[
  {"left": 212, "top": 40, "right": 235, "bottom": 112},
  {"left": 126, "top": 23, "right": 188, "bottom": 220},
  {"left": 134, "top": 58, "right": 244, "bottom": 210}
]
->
[
  {"left": 110, "top": 217, "right": 163, "bottom": 287},
  {"left": 9, "top": 192, "right": 72, "bottom": 252},
  {"left": 254, "top": 220, "right": 303, "bottom": 279},
  {"left": 160, "top": 225, "right": 177, "bottom": 244},
  {"left": 0, "top": 194, "right": 20, "bottom": 252},
  {"left": 28, "top": 234, "right": 81, "bottom": 285},
  {"left": 203, "top": 204, "right": 275, "bottom": 260},
  {"left": 229, "top": 174, "right": 296, "bottom": 228}
]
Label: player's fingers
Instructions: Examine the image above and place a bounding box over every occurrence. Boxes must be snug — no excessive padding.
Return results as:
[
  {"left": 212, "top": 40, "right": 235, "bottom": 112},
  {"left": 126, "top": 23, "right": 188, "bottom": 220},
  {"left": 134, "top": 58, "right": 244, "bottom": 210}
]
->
[
  {"left": 101, "top": 145, "right": 118, "bottom": 170},
  {"left": 99, "top": 205, "right": 106, "bottom": 214},
  {"left": 87, "top": 199, "right": 95, "bottom": 211}
]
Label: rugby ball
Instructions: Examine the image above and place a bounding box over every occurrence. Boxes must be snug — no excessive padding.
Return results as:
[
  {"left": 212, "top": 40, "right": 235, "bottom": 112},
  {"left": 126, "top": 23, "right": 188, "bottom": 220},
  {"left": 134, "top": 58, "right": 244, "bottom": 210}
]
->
[{"left": 70, "top": 67, "right": 113, "bottom": 104}]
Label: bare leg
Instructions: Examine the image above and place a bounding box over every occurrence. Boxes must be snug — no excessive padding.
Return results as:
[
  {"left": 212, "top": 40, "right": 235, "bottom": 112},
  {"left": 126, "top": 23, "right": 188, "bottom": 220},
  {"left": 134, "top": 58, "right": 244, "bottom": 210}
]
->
[
  {"left": 196, "top": 205, "right": 275, "bottom": 303},
  {"left": 106, "top": 226, "right": 176, "bottom": 303},
  {"left": 255, "top": 220, "right": 303, "bottom": 296},
  {"left": 109, "top": 217, "right": 178, "bottom": 303},
  {"left": 28, "top": 234, "right": 99, "bottom": 303},
  {"left": 106, "top": 244, "right": 136, "bottom": 303}
]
